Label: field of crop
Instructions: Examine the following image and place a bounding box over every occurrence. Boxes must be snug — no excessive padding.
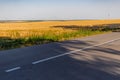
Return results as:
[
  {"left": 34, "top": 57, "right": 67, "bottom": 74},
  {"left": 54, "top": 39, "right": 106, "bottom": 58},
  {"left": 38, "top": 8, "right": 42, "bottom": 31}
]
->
[{"left": 0, "top": 20, "right": 120, "bottom": 50}]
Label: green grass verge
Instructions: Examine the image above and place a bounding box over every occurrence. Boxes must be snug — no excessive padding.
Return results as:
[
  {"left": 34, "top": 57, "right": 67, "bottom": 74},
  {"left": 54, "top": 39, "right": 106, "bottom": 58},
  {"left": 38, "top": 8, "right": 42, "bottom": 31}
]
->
[{"left": 0, "top": 27, "right": 115, "bottom": 50}]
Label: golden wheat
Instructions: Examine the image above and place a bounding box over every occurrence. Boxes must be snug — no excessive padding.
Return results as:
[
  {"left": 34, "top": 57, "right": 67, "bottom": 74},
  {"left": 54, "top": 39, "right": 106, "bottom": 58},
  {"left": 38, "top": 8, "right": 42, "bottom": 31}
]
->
[{"left": 0, "top": 20, "right": 120, "bottom": 38}]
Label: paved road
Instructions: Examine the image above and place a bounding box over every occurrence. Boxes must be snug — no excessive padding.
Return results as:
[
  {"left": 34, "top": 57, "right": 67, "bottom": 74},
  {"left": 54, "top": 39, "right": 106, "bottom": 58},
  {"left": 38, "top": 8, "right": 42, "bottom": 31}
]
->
[{"left": 0, "top": 32, "right": 120, "bottom": 80}]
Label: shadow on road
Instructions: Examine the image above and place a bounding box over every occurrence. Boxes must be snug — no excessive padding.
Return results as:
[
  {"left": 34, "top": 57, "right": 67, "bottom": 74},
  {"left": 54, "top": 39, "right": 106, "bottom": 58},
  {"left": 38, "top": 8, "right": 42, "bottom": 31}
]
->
[
  {"left": 0, "top": 34, "right": 120, "bottom": 80},
  {"left": 57, "top": 40, "right": 120, "bottom": 80},
  {"left": 17, "top": 39, "right": 120, "bottom": 80}
]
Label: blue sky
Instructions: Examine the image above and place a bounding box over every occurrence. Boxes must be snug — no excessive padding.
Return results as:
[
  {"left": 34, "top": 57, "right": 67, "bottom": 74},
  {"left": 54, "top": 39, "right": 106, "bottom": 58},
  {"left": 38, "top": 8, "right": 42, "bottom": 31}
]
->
[{"left": 0, "top": 0, "right": 120, "bottom": 20}]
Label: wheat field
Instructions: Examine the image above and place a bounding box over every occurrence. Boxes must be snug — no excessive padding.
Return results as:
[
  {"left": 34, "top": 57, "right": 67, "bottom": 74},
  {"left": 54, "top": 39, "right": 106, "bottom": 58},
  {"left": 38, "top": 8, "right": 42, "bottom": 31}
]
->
[
  {"left": 0, "top": 19, "right": 120, "bottom": 50},
  {"left": 0, "top": 20, "right": 120, "bottom": 38}
]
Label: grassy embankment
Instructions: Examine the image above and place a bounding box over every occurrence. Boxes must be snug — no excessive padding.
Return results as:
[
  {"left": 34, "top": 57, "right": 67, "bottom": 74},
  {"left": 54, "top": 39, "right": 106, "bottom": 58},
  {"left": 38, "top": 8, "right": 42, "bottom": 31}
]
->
[{"left": 0, "top": 20, "right": 120, "bottom": 50}]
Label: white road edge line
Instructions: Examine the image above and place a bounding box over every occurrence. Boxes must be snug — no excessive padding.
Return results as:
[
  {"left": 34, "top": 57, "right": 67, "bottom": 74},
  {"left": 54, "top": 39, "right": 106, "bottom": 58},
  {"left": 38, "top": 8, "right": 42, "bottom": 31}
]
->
[
  {"left": 5, "top": 67, "right": 21, "bottom": 73},
  {"left": 32, "top": 38, "right": 120, "bottom": 65}
]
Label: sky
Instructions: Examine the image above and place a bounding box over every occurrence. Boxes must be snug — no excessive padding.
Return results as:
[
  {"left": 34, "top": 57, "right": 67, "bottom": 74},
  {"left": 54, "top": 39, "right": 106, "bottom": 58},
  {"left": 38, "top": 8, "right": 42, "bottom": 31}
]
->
[{"left": 0, "top": 0, "right": 120, "bottom": 20}]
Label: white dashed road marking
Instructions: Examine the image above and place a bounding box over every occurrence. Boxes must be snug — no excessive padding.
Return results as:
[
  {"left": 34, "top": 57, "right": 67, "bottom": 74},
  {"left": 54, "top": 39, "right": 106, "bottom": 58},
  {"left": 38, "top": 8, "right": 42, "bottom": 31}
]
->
[
  {"left": 32, "top": 38, "right": 120, "bottom": 64},
  {"left": 4, "top": 38, "right": 120, "bottom": 72},
  {"left": 5, "top": 67, "right": 21, "bottom": 73}
]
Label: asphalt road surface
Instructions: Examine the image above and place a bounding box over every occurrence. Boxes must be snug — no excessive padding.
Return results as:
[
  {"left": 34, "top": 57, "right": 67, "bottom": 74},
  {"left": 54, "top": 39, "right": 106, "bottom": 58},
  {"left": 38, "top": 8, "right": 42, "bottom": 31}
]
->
[{"left": 0, "top": 32, "right": 120, "bottom": 80}]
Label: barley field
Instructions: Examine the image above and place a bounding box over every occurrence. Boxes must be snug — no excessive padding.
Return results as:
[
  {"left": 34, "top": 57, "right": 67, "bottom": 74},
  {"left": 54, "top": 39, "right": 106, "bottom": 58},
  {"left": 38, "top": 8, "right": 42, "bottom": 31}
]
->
[{"left": 0, "top": 20, "right": 120, "bottom": 50}]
